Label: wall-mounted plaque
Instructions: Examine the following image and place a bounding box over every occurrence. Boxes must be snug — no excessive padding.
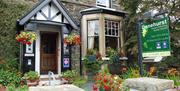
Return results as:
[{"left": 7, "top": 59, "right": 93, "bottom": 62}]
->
[{"left": 63, "top": 58, "right": 70, "bottom": 68}]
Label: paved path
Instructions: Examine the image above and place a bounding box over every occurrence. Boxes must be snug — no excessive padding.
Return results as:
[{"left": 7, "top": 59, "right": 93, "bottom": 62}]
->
[
  {"left": 80, "top": 81, "right": 93, "bottom": 91},
  {"left": 29, "top": 84, "right": 85, "bottom": 91}
]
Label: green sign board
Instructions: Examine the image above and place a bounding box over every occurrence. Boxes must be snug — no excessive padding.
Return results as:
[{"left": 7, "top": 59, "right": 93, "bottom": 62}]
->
[{"left": 141, "top": 17, "right": 171, "bottom": 57}]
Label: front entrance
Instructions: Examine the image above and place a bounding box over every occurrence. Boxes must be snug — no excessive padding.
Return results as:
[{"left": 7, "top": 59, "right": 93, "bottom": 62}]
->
[{"left": 40, "top": 32, "right": 58, "bottom": 74}]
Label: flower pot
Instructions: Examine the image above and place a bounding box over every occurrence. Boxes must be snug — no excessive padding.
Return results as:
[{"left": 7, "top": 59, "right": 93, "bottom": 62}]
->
[
  {"left": 27, "top": 79, "right": 39, "bottom": 87},
  {"left": 62, "top": 77, "right": 72, "bottom": 84},
  {"left": 87, "top": 55, "right": 96, "bottom": 62},
  {"left": 0, "top": 88, "right": 6, "bottom": 91}
]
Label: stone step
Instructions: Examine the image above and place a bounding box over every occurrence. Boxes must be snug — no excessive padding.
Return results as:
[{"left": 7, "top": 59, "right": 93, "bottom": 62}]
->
[
  {"left": 38, "top": 78, "right": 68, "bottom": 86},
  {"left": 29, "top": 85, "right": 85, "bottom": 91}
]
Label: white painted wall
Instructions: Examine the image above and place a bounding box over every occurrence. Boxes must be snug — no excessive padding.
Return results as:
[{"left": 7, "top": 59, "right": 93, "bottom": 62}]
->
[{"left": 31, "top": 3, "right": 67, "bottom": 24}]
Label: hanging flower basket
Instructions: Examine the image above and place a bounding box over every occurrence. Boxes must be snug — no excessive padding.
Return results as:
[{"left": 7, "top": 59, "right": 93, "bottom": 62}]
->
[
  {"left": 16, "top": 31, "right": 37, "bottom": 45},
  {"left": 64, "top": 33, "right": 80, "bottom": 45}
]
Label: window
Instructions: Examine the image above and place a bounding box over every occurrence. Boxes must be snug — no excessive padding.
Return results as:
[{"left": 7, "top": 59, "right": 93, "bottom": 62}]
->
[
  {"left": 87, "top": 20, "right": 99, "bottom": 50},
  {"left": 96, "top": 0, "right": 111, "bottom": 8},
  {"left": 105, "top": 20, "right": 120, "bottom": 50}
]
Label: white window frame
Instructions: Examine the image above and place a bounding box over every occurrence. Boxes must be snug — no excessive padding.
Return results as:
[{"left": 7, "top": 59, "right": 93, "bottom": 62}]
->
[
  {"left": 87, "top": 20, "right": 99, "bottom": 50},
  {"left": 105, "top": 20, "right": 120, "bottom": 49}
]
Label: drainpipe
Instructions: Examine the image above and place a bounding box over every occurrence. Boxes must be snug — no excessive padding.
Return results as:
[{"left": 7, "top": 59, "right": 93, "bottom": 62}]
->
[
  {"left": 79, "top": 21, "right": 82, "bottom": 75},
  {"left": 16, "top": 20, "right": 23, "bottom": 73}
]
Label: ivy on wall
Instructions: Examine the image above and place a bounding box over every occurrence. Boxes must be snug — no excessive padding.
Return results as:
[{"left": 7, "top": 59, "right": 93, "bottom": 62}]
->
[{"left": 0, "top": 0, "right": 32, "bottom": 66}]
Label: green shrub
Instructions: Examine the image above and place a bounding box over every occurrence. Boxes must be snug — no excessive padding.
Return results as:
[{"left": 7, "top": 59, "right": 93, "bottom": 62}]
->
[
  {"left": 0, "top": 69, "right": 22, "bottom": 87},
  {"left": 23, "top": 71, "right": 39, "bottom": 81},
  {"left": 157, "top": 56, "right": 180, "bottom": 77},
  {"left": 60, "top": 70, "right": 77, "bottom": 78},
  {"left": 0, "top": 58, "right": 18, "bottom": 71},
  {"left": 6, "top": 85, "right": 28, "bottom": 91},
  {"left": 72, "top": 77, "right": 87, "bottom": 87},
  {"left": 120, "top": 68, "right": 140, "bottom": 79}
]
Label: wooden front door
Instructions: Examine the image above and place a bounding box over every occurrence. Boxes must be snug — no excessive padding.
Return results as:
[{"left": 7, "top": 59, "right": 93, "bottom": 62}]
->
[{"left": 40, "top": 32, "right": 58, "bottom": 74}]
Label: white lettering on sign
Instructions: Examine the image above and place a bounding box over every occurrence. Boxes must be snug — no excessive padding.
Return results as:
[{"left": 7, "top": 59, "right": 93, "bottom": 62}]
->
[{"left": 25, "top": 54, "right": 34, "bottom": 56}]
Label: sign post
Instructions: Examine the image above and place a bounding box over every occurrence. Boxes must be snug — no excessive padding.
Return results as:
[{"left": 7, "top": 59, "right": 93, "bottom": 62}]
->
[
  {"left": 141, "top": 17, "right": 171, "bottom": 57},
  {"left": 137, "top": 19, "right": 143, "bottom": 76}
]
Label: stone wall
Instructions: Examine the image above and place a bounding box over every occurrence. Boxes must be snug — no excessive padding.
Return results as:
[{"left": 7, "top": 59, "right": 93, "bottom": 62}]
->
[
  {"left": 71, "top": 45, "right": 81, "bottom": 74},
  {"left": 26, "top": 0, "right": 123, "bottom": 23},
  {"left": 61, "top": 0, "right": 123, "bottom": 23}
]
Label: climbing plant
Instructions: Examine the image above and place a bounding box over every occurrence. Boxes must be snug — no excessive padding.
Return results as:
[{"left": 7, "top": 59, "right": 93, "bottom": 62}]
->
[{"left": 0, "top": 0, "right": 32, "bottom": 69}]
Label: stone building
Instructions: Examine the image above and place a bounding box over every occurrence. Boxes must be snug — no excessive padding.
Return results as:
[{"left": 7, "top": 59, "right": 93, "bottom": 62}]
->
[{"left": 16, "top": 0, "right": 127, "bottom": 76}]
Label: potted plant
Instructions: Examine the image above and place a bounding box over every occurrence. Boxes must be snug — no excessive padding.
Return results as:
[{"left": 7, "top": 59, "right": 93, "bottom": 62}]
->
[
  {"left": 23, "top": 71, "right": 39, "bottom": 86},
  {"left": 83, "top": 49, "right": 103, "bottom": 81},
  {"left": 83, "top": 49, "right": 102, "bottom": 72},
  {"left": 59, "top": 70, "right": 77, "bottom": 84},
  {"left": 64, "top": 33, "right": 80, "bottom": 45},
  {"left": 16, "top": 31, "right": 37, "bottom": 45}
]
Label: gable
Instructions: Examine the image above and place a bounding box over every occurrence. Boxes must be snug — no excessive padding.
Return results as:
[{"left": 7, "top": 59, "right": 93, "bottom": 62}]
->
[{"left": 19, "top": 0, "right": 78, "bottom": 30}]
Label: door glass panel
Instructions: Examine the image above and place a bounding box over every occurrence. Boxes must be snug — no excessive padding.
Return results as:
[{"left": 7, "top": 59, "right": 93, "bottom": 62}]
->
[{"left": 41, "top": 33, "right": 56, "bottom": 54}]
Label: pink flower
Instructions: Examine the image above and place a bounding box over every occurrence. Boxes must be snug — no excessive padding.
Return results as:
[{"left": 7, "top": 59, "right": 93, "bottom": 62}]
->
[{"left": 92, "top": 84, "right": 98, "bottom": 91}]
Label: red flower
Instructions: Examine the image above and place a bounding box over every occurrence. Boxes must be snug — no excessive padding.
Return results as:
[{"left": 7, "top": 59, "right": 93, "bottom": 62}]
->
[
  {"left": 99, "top": 77, "right": 102, "bottom": 81},
  {"left": 16, "top": 31, "right": 37, "bottom": 45},
  {"left": 110, "top": 81, "right": 113, "bottom": 85},
  {"left": 26, "top": 42, "right": 32, "bottom": 45},
  {"left": 104, "top": 85, "right": 110, "bottom": 90},
  {"left": 103, "top": 77, "right": 108, "bottom": 83},
  {"left": 64, "top": 33, "right": 80, "bottom": 45}
]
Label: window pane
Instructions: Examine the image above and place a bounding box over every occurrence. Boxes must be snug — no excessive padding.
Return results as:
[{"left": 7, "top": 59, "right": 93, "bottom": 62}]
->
[
  {"left": 88, "top": 20, "right": 99, "bottom": 36},
  {"left": 88, "top": 36, "right": 99, "bottom": 50},
  {"left": 105, "top": 20, "right": 120, "bottom": 50},
  {"left": 106, "top": 36, "right": 118, "bottom": 50},
  {"left": 105, "top": 20, "right": 119, "bottom": 37},
  {"left": 87, "top": 20, "right": 99, "bottom": 50}
]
